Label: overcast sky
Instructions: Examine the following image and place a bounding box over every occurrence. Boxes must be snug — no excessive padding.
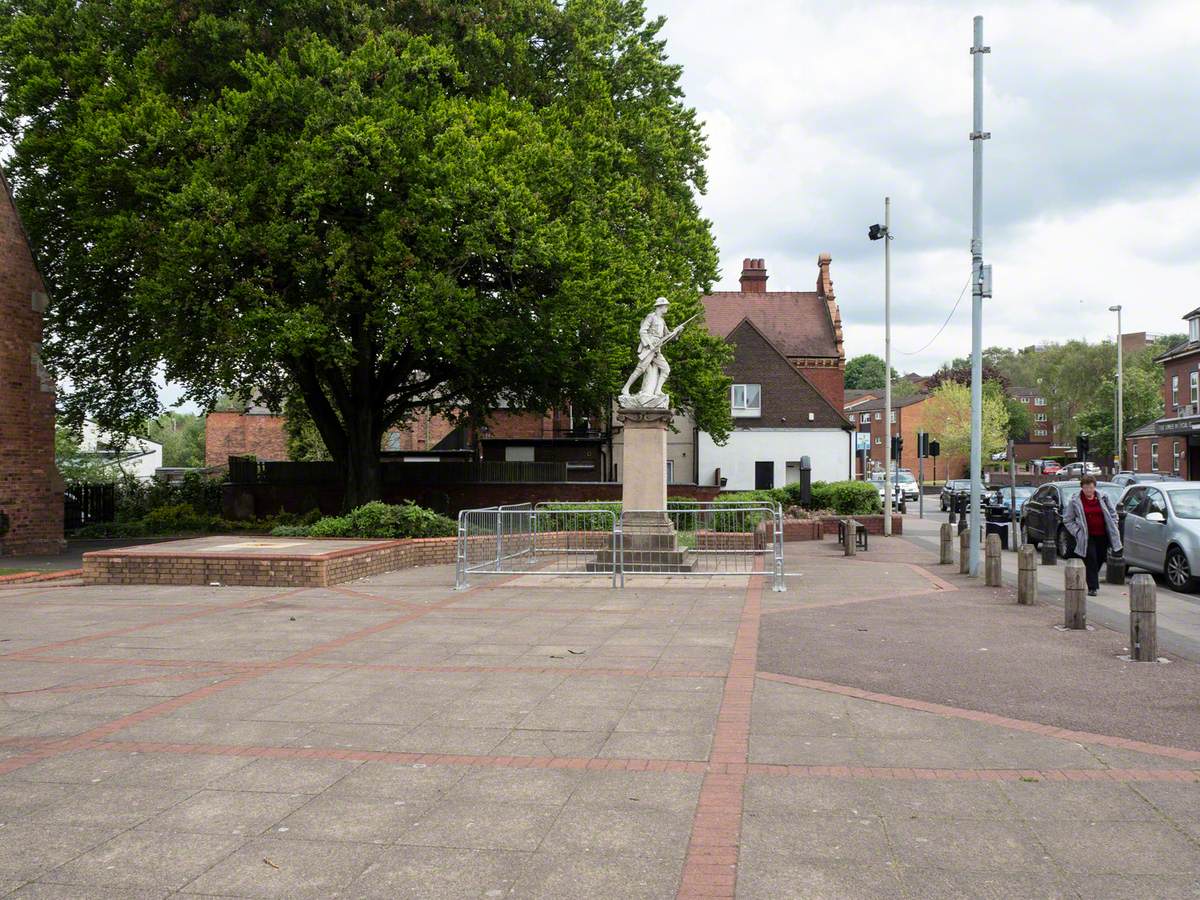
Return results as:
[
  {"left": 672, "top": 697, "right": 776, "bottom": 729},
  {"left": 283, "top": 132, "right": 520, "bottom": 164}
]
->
[{"left": 647, "top": 0, "right": 1200, "bottom": 374}]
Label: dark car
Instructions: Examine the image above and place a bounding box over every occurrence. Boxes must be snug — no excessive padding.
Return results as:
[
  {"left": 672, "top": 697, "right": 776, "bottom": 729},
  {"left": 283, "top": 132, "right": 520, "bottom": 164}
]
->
[
  {"left": 1111, "top": 472, "right": 1183, "bottom": 487},
  {"left": 1021, "top": 480, "right": 1124, "bottom": 558},
  {"left": 985, "top": 485, "right": 1036, "bottom": 523},
  {"left": 940, "top": 479, "right": 972, "bottom": 512}
]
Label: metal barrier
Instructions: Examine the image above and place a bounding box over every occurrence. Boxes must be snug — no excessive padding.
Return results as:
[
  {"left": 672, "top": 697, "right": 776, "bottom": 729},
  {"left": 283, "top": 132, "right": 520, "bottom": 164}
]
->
[{"left": 456, "top": 502, "right": 785, "bottom": 592}]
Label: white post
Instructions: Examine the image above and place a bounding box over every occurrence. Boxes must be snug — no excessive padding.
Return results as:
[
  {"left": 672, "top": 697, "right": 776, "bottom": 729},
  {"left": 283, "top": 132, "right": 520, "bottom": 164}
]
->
[
  {"left": 1110, "top": 305, "right": 1123, "bottom": 471},
  {"left": 883, "top": 197, "right": 893, "bottom": 536},
  {"left": 968, "top": 16, "right": 990, "bottom": 576}
]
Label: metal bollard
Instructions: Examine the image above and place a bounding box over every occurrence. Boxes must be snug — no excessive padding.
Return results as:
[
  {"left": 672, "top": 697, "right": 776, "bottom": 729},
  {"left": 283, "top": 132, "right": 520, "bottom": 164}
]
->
[
  {"left": 985, "top": 533, "right": 1002, "bottom": 586},
  {"left": 939, "top": 522, "right": 953, "bottom": 565},
  {"left": 948, "top": 505, "right": 957, "bottom": 526},
  {"left": 1040, "top": 532, "right": 1057, "bottom": 566},
  {"left": 1129, "top": 574, "right": 1157, "bottom": 661},
  {"left": 1063, "top": 558, "right": 1086, "bottom": 629},
  {"left": 959, "top": 527, "right": 970, "bottom": 574},
  {"left": 1017, "top": 544, "right": 1037, "bottom": 605},
  {"left": 1106, "top": 550, "right": 1126, "bottom": 585}
]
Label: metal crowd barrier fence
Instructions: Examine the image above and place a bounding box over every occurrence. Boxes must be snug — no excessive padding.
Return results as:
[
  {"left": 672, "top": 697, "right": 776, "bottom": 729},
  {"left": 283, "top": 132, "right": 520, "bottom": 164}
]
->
[{"left": 456, "top": 502, "right": 785, "bottom": 592}]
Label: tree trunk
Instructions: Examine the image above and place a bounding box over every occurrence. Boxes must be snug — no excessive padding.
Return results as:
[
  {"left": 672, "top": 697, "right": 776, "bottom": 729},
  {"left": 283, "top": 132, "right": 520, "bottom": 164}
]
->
[{"left": 340, "top": 405, "right": 383, "bottom": 511}]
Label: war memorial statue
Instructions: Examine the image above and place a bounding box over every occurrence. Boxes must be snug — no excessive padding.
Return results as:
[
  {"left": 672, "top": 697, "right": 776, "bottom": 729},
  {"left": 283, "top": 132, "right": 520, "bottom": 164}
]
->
[{"left": 619, "top": 297, "right": 692, "bottom": 408}]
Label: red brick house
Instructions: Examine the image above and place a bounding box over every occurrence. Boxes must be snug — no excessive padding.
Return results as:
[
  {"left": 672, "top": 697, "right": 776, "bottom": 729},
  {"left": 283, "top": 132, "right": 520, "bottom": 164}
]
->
[
  {"left": 1125, "top": 309, "right": 1200, "bottom": 477},
  {"left": 0, "top": 171, "right": 64, "bottom": 555}
]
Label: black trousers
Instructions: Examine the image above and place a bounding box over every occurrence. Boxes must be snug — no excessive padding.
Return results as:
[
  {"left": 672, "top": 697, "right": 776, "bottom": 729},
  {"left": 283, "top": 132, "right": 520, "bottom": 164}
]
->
[{"left": 1079, "top": 533, "right": 1109, "bottom": 592}]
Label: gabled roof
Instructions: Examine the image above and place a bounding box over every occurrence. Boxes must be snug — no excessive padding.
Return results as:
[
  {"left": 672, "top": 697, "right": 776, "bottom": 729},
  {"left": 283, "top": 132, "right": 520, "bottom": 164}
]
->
[
  {"left": 850, "top": 393, "right": 929, "bottom": 412},
  {"left": 725, "top": 317, "right": 852, "bottom": 429},
  {"left": 702, "top": 291, "right": 839, "bottom": 359}
]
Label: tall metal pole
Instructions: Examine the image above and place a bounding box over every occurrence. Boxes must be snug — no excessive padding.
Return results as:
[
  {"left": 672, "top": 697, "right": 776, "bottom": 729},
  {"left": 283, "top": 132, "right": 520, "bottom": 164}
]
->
[
  {"left": 1110, "top": 305, "right": 1123, "bottom": 471},
  {"left": 883, "top": 197, "right": 893, "bottom": 536},
  {"left": 968, "top": 16, "right": 989, "bottom": 576}
]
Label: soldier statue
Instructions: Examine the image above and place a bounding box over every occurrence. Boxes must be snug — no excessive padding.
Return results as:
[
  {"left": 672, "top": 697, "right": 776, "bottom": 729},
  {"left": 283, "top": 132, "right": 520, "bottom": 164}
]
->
[{"left": 620, "top": 297, "right": 687, "bottom": 408}]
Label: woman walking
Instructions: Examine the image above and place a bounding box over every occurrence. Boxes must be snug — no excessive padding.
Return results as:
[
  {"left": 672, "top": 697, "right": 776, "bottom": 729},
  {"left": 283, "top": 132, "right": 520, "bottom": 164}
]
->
[{"left": 1062, "top": 475, "right": 1122, "bottom": 596}]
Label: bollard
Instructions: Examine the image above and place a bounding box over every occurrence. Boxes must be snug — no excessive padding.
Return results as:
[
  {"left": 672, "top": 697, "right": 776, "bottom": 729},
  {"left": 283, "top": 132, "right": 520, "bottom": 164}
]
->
[
  {"left": 1106, "top": 550, "right": 1126, "bottom": 585},
  {"left": 1017, "top": 544, "right": 1038, "bottom": 605},
  {"left": 1063, "top": 558, "right": 1086, "bottom": 629},
  {"left": 1129, "top": 574, "right": 1157, "bottom": 661},
  {"left": 843, "top": 518, "right": 857, "bottom": 557},
  {"left": 959, "top": 527, "right": 970, "bottom": 574},
  {"left": 985, "top": 533, "right": 1002, "bottom": 586},
  {"left": 948, "top": 505, "right": 957, "bottom": 526},
  {"left": 939, "top": 522, "right": 953, "bottom": 565}
]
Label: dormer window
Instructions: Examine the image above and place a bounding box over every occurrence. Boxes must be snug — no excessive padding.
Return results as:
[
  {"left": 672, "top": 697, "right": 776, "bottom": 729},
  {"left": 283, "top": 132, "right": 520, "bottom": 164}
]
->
[{"left": 1191, "top": 317, "right": 1200, "bottom": 342}]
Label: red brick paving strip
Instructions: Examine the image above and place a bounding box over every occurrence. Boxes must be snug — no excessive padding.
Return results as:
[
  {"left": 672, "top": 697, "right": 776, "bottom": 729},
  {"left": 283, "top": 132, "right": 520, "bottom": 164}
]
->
[
  {"left": 758, "top": 671, "right": 1200, "bottom": 764},
  {"left": 0, "top": 568, "right": 82, "bottom": 585},
  {"left": 677, "top": 571, "right": 763, "bottom": 900}
]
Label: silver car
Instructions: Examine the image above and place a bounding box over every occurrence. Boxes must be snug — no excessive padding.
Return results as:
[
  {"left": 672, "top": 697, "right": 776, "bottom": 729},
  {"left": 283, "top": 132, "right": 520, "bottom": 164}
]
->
[{"left": 1118, "top": 481, "right": 1200, "bottom": 592}]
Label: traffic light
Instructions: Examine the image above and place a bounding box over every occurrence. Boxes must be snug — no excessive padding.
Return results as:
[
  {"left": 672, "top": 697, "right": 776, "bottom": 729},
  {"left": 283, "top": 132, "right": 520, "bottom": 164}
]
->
[
  {"left": 917, "top": 432, "right": 930, "bottom": 458},
  {"left": 1076, "top": 433, "right": 1090, "bottom": 462},
  {"left": 929, "top": 440, "right": 941, "bottom": 458},
  {"left": 891, "top": 434, "right": 903, "bottom": 459}
]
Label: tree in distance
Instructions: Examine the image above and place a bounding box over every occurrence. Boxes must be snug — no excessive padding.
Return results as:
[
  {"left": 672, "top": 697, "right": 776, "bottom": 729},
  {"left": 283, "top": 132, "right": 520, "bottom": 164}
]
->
[
  {"left": 923, "top": 380, "right": 1009, "bottom": 464},
  {"left": 0, "top": 0, "right": 732, "bottom": 507}
]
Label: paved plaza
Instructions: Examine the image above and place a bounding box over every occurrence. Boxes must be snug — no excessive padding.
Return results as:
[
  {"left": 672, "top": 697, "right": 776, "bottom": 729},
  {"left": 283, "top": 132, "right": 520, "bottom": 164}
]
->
[{"left": 1, "top": 534, "right": 1199, "bottom": 898}]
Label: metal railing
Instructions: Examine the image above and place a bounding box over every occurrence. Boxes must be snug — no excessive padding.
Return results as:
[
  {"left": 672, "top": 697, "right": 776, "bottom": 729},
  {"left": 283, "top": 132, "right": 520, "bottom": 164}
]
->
[{"left": 456, "top": 502, "right": 785, "bottom": 592}]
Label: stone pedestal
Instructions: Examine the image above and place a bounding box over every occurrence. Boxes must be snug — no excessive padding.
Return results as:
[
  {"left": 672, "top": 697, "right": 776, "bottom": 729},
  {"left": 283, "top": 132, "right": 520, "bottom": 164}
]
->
[{"left": 589, "top": 406, "right": 692, "bottom": 572}]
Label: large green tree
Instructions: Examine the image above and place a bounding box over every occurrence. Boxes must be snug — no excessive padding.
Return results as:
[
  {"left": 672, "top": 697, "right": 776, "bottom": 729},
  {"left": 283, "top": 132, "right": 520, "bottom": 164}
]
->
[{"left": 0, "top": 0, "right": 731, "bottom": 506}]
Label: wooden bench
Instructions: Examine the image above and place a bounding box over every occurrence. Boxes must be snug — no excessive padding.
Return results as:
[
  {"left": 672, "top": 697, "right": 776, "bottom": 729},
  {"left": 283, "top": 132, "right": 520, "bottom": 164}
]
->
[{"left": 837, "top": 518, "right": 869, "bottom": 553}]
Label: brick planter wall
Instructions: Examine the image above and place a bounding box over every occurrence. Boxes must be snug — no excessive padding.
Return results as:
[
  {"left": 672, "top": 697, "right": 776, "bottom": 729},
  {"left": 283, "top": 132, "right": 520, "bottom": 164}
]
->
[
  {"left": 83, "top": 537, "right": 461, "bottom": 588},
  {"left": 817, "top": 514, "right": 903, "bottom": 537}
]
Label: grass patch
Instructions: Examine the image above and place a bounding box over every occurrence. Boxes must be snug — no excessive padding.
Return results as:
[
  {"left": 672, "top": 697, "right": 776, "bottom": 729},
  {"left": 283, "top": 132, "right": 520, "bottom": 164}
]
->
[{"left": 0, "top": 567, "right": 32, "bottom": 576}]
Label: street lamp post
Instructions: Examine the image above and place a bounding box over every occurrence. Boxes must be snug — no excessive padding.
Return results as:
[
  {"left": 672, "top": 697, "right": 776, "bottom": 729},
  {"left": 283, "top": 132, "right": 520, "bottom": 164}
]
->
[
  {"left": 1109, "top": 305, "right": 1123, "bottom": 472},
  {"left": 869, "top": 203, "right": 893, "bottom": 535}
]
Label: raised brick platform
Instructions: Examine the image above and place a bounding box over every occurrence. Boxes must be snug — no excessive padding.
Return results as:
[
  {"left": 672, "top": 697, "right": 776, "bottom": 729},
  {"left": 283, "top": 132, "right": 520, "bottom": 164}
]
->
[{"left": 81, "top": 535, "right": 457, "bottom": 587}]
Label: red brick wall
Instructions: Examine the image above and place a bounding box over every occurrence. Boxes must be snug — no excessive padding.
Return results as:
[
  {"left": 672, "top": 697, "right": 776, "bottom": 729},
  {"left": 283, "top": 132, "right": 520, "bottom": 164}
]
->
[
  {"left": 1162, "top": 354, "right": 1200, "bottom": 416},
  {"left": 205, "top": 412, "right": 290, "bottom": 466},
  {"left": 1126, "top": 435, "right": 1184, "bottom": 477},
  {"left": 0, "top": 174, "right": 63, "bottom": 556},
  {"left": 795, "top": 364, "right": 845, "bottom": 411}
]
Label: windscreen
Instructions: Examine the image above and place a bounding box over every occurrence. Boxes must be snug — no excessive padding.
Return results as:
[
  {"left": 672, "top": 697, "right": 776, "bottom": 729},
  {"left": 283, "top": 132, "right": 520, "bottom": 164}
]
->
[{"left": 1169, "top": 490, "right": 1200, "bottom": 519}]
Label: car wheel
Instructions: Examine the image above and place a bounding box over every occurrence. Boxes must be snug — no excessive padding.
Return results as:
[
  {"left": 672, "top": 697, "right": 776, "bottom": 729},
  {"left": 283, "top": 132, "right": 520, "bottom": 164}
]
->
[
  {"left": 1055, "top": 527, "right": 1074, "bottom": 560},
  {"left": 1165, "top": 546, "right": 1197, "bottom": 592}
]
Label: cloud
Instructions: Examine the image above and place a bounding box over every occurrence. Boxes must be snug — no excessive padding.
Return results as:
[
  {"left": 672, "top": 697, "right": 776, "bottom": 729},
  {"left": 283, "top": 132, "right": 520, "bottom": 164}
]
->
[{"left": 647, "top": 0, "right": 1200, "bottom": 373}]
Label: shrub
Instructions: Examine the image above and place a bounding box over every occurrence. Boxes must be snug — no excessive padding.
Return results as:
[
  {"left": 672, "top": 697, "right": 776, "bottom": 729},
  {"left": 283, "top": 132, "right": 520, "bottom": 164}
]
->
[
  {"left": 298, "top": 502, "right": 457, "bottom": 539},
  {"left": 269, "top": 525, "right": 311, "bottom": 537},
  {"left": 808, "top": 480, "right": 880, "bottom": 516}
]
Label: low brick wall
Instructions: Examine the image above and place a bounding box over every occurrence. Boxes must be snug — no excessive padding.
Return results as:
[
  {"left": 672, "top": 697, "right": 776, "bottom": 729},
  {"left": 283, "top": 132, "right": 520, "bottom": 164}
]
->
[
  {"left": 817, "top": 515, "right": 903, "bottom": 537},
  {"left": 82, "top": 537, "right": 460, "bottom": 588}
]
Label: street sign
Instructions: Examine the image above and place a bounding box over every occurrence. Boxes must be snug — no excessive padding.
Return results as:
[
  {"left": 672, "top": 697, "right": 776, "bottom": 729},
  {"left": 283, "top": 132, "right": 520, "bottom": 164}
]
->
[{"left": 856, "top": 432, "right": 871, "bottom": 451}]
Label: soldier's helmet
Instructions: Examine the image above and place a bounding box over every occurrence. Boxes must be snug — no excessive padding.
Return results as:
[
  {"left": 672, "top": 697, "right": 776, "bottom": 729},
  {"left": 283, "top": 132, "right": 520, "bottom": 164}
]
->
[{"left": 654, "top": 297, "right": 669, "bottom": 309}]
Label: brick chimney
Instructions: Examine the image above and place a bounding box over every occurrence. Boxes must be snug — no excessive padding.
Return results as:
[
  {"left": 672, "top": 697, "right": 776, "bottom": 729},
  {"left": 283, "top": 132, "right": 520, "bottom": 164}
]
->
[{"left": 739, "top": 257, "right": 768, "bottom": 292}]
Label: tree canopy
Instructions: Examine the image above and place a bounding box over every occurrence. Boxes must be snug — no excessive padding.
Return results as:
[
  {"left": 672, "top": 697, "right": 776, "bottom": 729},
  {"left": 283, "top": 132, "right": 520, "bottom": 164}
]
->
[
  {"left": 0, "top": 0, "right": 732, "bottom": 505},
  {"left": 923, "top": 380, "right": 1009, "bottom": 463}
]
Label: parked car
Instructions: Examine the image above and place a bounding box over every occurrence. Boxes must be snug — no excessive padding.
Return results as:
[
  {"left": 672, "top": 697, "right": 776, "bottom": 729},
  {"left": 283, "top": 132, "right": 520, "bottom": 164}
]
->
[
  {"left": 891, "top": 470, "right": 920, "bottom": 501},
  {"left": 1057, "top": 461, "right": 1101, "bottom": 479},
  {"left": 1111, "top": 472, "right": 1183, "bottom": 487},
  {"left": 1021, "top": 480, "right": 1125, "bottom": 557},
  {"left": 868, "top": 477, "right": 906, "bottom": 511},
  {"left": 1117, "top": 482, "right": 1200, "bottom": 591},
  {"left": 985, "top": 485, "right": 1036, "bottom": 523},
  {"left": 940, "top": 479, "right": 971, "bottom": 511},
  {"left": 1041, "top": 461, "right": 1062, "bottom": 475}
]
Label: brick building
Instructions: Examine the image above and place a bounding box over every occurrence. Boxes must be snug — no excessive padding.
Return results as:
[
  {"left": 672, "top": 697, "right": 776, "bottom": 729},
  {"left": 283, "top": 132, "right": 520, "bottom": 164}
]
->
[
  {"left": 1125, "top": 310, "right": 1200, "bottom": 478},
  {"left": 847, "top": 393, "right": 966, "bottom": 481},
  {"left": 0, "top": 171, "right": 63, "bottom": 555},
  {"left": 1008, "top": 386, "right": 1068, "bottom": 462}
]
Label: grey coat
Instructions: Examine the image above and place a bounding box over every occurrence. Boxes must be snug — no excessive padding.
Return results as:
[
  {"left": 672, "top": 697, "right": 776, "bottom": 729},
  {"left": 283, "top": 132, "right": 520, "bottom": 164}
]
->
[{"left": 1062, "top": 490, "right": 1122, "bottom": 556}]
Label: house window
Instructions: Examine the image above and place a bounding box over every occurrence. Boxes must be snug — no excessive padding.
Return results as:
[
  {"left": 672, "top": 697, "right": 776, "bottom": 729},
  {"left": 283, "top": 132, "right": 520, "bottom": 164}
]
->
[
  {"left": 874, "top": 412, "right": 881, "bottom": 421},
  {"left": 860, "top": 413, "right": 870, "bottom": 424},
  {"left": 1191, "top": 317, "right": 1200, "bottom": 342},
  {"left": 730, "top": 383, "right": 761, "bottom": 417},
  {"left": 874, "top": 436, "right": 882, "bottom": 445},
  {"left": 1151, "top": 443, "right": 1159, "bottom": 472},
  {"left": 1034, "top": 429, "right": 1048, "bottom": 437},
  {"left": 1174, "top": 441, "right": 1181, "bottom": 472},
  {"left": 1132, "top": 444, "right": 1138, "bottom": 469},
  {"left": 666, "top": 459, "right": 674, "bottom": 483},
  {"left": 1034, "top": 413, "right": 1047, "bottom": 422},
  {"left": 1173, "top": 375, "right": 1180, "bottom": 407},
  {"left": 1192, "top": 371, "right": 1199, "bottom": 406},
  {"left": 889, "top": 411, "right": 896, "bottom": 424},
  {"left": 1034, "top": 397, "right": 1046, "bottom": 406},
  {"left": 505, "top": 446, "right": 535, "bottom": 463}
]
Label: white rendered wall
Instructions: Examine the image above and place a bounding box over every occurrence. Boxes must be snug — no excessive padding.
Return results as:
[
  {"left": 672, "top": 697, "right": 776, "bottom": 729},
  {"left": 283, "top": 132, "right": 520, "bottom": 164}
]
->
[{"left": 698, "top": 429, "right": 852, "bottom": 489}]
